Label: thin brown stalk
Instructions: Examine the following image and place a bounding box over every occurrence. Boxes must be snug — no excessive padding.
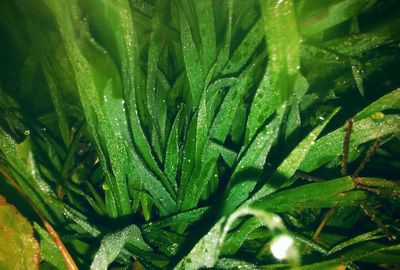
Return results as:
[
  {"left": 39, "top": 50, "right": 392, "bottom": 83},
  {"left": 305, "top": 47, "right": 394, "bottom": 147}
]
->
[
  {"left": 0, "top": 166, "right": 78, "bottom": 270},
  {"left": 312, "top": 208, "right": 336, "bottom": 241},
  {"left": 341, "top": 118, "right": 354, "bottom": 176},
  {"left": 352, "top": 137, "right": 381, "bottom": 178}
]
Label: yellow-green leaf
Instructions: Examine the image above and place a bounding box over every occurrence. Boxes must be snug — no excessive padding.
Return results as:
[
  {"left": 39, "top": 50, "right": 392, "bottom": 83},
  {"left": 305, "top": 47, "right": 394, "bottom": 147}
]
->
[{"left": 0, "top": 196, "right": 40, "bottom": 270}]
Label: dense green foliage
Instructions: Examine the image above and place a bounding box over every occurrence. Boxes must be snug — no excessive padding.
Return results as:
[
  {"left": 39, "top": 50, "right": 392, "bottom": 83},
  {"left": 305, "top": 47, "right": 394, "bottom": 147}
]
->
[{"left": 1, "top": 0, "right": 400, "bottom": 269}]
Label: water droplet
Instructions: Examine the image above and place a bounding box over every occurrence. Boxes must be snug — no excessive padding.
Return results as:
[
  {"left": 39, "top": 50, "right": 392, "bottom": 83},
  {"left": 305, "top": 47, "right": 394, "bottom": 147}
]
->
[
  {"left": 102, "top": 183, "right": 110, "bottom": 191},
  {"left": 270, "top": 235, "right": 294, "bottom": 260}
]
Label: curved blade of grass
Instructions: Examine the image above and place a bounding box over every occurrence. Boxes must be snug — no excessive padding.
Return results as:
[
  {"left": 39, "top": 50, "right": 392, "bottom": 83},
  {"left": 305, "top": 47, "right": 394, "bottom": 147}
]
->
[
  {"left": 36, "top": 0, "right": 132, "bottom": 217},
  {"left": 90, "top": 225, "right": 144, "bottom": 270},
  {"left": 179, "top": 78, "right": 243, "bottom": 210},
  {"left": 248, "top": 107, "right": 339, "bottom": 204},
  {"left": 355, "top": 88, "right": 400, "bottom": 120},
  {"left": 222, "top": 111, "right": 283, "bottom": 215},
  {"left": 63, "top": 206, "right": 101, "bottom": 237},
  {"left": 211, "top": 51, "right": 266, "bottom": 143},
  {"left": 142, "top": 227, "right": 184, "bottom": 257},
  {"left": 300, "top": 243, "right": 400, "bottom": 270},
  {"left": 34, "top": 223, "right": 67, "bottom": 270},
  {"left": 0, "top": 131, "right": 63, "bottom": 223},
  {"left": 181, "top": 60, "right": 263, "bottom": 212},
  {"left": 215, "top": 258, "right": 260, "bottom": 270},
  {"left": 327, "top": 229, "right": 383, "bottom": 255},
  {"left": 174, "top": 208, "right": 295, "bottom": 269},
  {"left": 222, "top": 19, "right": 264, "bottom": 75},
  {"left": 323, "top": 27, "right": 400, "bottom": 57},
  {"left": 85, "top": 0, "right": 170, "bottom": 193},
  {"left": 252, "top": 177, "right": 366, "bottom": 212},
  {"left": 41, "top": 65, "right": 71, "bottom": 148},
  {"left": 143, "top": 207, "right": 210, "bottom": 229},
  {"left": 300, "top": 0, "right": 376, "bottom": 37},
  {"left": 113, "top": 0, "right": 176, "bottom": 198},
  {"left": 211, "top": 140, "right": 237, "bottom": 168},
  {"left": 300, "top": 114, "right": 400, "bottom": 172},
  {"left": 221, "top": 217, "right": 263, "bottom": 256},
  {"left": 129, "top": 148, "right": 177, "bottom": 215}
]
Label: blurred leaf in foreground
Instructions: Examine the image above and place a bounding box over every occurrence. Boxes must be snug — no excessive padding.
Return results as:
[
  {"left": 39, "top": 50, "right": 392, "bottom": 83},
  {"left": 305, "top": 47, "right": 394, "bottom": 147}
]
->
[{"left": 0, "top": 195, "right": 40, "bottom": 270}]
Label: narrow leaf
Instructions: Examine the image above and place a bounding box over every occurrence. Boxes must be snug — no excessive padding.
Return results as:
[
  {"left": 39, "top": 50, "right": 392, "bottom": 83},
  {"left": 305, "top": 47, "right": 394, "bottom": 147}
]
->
[
  {"left": 248, "top": 107, "right": 339, "bottom": 204},
  {"left": 91, "top": 225, "right": 143, "bottom": 270},
  {"left": 300, "top": 114, "right": 400, "bottom": 172}
]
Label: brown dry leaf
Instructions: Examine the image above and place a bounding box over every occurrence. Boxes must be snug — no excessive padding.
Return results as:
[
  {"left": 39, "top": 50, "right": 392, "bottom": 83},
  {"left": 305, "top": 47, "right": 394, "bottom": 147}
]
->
[{"left": 0, "top": 195, "right": 40, "bottom": 270}]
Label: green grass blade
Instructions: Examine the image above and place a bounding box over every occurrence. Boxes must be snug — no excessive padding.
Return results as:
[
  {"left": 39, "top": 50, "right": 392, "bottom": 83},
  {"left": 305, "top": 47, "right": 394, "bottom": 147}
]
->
[
  {"left": 327, "top": 229, "right": 383, "bottom": 255},
  {"left": 222, "top": 19, "right": 264, "bottom": 75},
  {"left": 164, "top": 109, "right": 183, "bottom": 191},
  {"left": 143, "top": 207, "right": 209, "bottom": 229},
  {"left": 196, "top": 0, "right": 217, "bottom": 71},
  {"left": 249, "top": 107, "right": 339, "bottom": 203},
  {"left": 211, "top": 53, "right": 266, "bottom": 143},
  {"left": 300, "top": 243, "right": 400, "bottom": 270},
  {"left": 63, "top": 205, "right": 101, "bottom": 237},
  {"left": 222, "top": 112, "right": 283, "bottom": 215},
  {"left": 246, "top": 0, "right": 300, "bottom": 142},
  {"left": 0, "top": 131, "right": 63, "bottom": 223},
  {"left": 146, "top": 0, "right": 169, "bottom": 162},
  {"left": 300, "top": 114, "right": 400, "bottom": 172},
  {"left": 90, "top": 225, "right": 143, "bottom": 270},
  {"left": 211, "top": 141, "right": 237, "bottom": 168},
  {"left": 34, "top": 223, "right": 67, "bottom": 270},
  {"left": 178, "top": 114, "right": 197, "bottom": 207},
  {"left": 41, "top": 66, "right": 71, "bottom": 147},
  {"left": 213, "top": 0, "right": 233, "bottom": 74},
  {"left": 355, "top": 88, "right": 400, "bottom": 120},
  {"left": 262, "top": 0, "right": 300, "bottom": 76},
  {"left": 142, "top": 227, "right": 184, "bottom": 258},
  {"left": 36, "top": 0, "right": 132, "bottom": 217},
  {"left": 215, "top": 258, "right": 260, "bottom": 270},
  {"left": 179, "top": 3, "right": 205, "bottom": 107},
  {"left": 221, "top": 217, "right": 262, "bottom": 256},
  {"left": 129, "top": 148, "right": 177, "bottom": 215},
  {"left": 300, "top": 0, "right": 376, "bottom": 37},
  {"left": 252, "top": 177, "right": 366, "bottom": 212},
  {"left": 323, "top": 23, "right": 400, "bottom": 57},
  {"left": 174, "top": 208, "right": 294, "bottom": 269}
]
